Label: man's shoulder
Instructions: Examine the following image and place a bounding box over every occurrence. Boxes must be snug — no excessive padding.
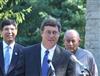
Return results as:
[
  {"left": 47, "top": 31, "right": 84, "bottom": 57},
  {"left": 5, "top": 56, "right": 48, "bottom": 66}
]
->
[
  {"left": 56, "top": 45, "right": 65, "bottom": 53},
  {"left": 23, "top": 43, "right": 41, "bottom": 52},
  {"left": 78, "top": 47, "right": 93, "bottom": 57},
  {"left": 25, "top": 43, "right": 40, "bottom": 49},
  {"left": 15, "top": 43, "right": 24, "bottom": 46},
  {"left": 15, "top": 43, "right": 24, "bottom": 48},
  {"left": 22, "top": 43, "right": 41, "bottom": 57},
  {"left": 56, "top": 45, "right": 72, "bottom": 56}
]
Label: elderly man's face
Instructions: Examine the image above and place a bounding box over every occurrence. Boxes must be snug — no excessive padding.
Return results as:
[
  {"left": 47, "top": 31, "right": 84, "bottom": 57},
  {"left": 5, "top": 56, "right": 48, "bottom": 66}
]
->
[{"left": 64, "top": 33, "right": 80, "bottom": 53}]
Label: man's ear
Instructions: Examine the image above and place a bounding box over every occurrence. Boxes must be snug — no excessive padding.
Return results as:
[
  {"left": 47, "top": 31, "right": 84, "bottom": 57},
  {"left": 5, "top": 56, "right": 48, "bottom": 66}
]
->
[{"left": 78, "top": 38, "right": 81, "bottom": 43}]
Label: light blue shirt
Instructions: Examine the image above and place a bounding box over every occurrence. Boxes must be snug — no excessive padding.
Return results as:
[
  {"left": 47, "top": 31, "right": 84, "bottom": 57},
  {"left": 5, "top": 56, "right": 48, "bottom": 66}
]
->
[
  {"left": 74, "top": 47, "right": 98, "bottom": 76},
  {"left": 3, "top": 40, "right": 15, "bottom": 64}
]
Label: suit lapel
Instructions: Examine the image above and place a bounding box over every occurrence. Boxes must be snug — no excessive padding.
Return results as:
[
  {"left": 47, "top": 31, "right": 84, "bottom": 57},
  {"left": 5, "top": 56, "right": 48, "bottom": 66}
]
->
[
  {"left": 48, "top": 45, "right": 61, "bottom": 76},
  {"left": 52, "top": 45, "right": 61, "bottom": 68},
  {"left": 7, "top": 44, "right": 19, "bottom": 73},
  {"left": 0, "top": 42, "right": 5, "bottom": 74}
]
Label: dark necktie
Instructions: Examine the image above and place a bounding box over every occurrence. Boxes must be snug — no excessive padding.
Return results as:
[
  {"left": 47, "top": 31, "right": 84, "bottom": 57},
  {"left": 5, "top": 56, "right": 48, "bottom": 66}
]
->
[
  {"left": 42, "top": 50, "right": 49, "bottom": 76},
  {"left": 4, "top": 46, "right": 10, "bottom": 74}
]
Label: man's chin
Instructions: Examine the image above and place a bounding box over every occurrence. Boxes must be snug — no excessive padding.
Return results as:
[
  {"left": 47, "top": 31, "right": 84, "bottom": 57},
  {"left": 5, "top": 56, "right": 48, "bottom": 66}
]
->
[
  {"left": 46, "top": 44, "right": 55, "bottom": 49},
  {"left": 7, "top": 40, "right": 14, "bottom": 43}
]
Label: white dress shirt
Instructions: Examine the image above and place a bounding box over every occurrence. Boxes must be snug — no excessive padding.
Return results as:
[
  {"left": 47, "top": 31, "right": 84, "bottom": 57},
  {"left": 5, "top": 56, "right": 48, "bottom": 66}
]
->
[{"left": 41, "top": 43, "right": 56, "bottom": 66}]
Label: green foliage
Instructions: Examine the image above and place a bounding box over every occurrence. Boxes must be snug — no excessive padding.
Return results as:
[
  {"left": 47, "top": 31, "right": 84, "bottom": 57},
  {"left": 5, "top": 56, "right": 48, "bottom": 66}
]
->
[
  {"left": 0, "top": 0, "right": 32, "bottom": 24},
  {"left": 16, "top": 0, "right": 86, "bottom": 47},
  {"left": 0, "top": 0, "right": 86, "bottom": 47}
]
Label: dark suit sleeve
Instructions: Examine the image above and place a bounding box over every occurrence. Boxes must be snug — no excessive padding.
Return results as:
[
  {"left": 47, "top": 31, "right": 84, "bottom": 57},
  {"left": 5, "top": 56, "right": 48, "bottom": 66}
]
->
[
  {"left": 65, "top": 51, "right": 75, "bottom": 76},
  {"left": 15, "top": 48, "right": 25, "bottom": 76},
  {"left": 66, "top": 59, "right": 75, "bottom": 76}
]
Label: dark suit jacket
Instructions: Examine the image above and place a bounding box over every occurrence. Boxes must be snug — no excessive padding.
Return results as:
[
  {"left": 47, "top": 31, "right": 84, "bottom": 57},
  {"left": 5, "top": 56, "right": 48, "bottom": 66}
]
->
[
  {"left": 16, "top": 43, "right": 74, "bottom": 76},
  {"left": 0, "top": 41, "right": 24, "bottom": 76}
]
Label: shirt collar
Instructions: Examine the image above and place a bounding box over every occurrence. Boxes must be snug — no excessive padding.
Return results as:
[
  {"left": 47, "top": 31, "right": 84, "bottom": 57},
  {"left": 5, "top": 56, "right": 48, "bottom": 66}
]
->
[
  {"left": 3, "top": 40, "right": 15, "bottom": 50},
  {"left": 41, "top": 43, "right": 56, "bottom": 60},
  {"left": 41, "top": 43, "right": 56, "bottom": 52},
  {"left": 41, "top": 43, "right": 47, "bottom": 54}
]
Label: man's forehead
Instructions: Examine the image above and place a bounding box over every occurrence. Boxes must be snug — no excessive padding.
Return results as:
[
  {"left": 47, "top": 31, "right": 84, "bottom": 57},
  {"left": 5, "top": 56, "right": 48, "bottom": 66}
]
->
[{"left": 66, "top": 33, "right": 78, "bottom": 38}]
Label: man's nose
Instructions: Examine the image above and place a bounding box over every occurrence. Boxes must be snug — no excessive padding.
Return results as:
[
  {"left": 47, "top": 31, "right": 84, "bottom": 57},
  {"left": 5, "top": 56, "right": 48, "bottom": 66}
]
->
[
  {"left": 8, "top": 29, "right": 12, "bottom": 33},
  {"left": 69, "top": 41, "right": 73, "bottom": 45}
]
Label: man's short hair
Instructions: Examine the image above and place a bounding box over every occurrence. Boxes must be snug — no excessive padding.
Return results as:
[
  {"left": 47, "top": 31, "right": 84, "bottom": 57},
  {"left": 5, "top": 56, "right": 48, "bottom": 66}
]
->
[
  {"left": 0, "top": 19, "right": 17, "bottom": 30},
  {"left": 40, "top": 16, "right": 61, "bottom": 32}
]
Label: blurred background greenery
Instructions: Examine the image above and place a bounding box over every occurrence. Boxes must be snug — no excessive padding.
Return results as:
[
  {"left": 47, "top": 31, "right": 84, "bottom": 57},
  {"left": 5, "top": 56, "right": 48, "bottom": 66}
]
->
[{"left": 0, "top": 0, "right": 86, "bottom": 47}]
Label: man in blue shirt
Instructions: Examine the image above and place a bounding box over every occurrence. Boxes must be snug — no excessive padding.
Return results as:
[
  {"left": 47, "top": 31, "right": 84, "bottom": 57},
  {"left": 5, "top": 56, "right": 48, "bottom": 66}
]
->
[
  {"left": 0, "top": 19, "right": 24, "bottom": 76},
  {"left": 64, "top": 29, "right": 98, "bottom": 76}
]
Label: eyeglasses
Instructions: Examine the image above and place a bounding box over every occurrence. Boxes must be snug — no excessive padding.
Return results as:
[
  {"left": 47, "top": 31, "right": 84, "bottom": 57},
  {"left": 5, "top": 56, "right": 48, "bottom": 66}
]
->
[{"left": 45, "top": 30, "right": 59, "bottom": 36}]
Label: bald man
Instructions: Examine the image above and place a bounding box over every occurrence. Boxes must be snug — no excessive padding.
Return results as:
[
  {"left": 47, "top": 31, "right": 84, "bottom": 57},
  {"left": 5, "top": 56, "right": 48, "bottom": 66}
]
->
[{"left": 64, "top": 29, "right": 98, "bottom": 76}]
